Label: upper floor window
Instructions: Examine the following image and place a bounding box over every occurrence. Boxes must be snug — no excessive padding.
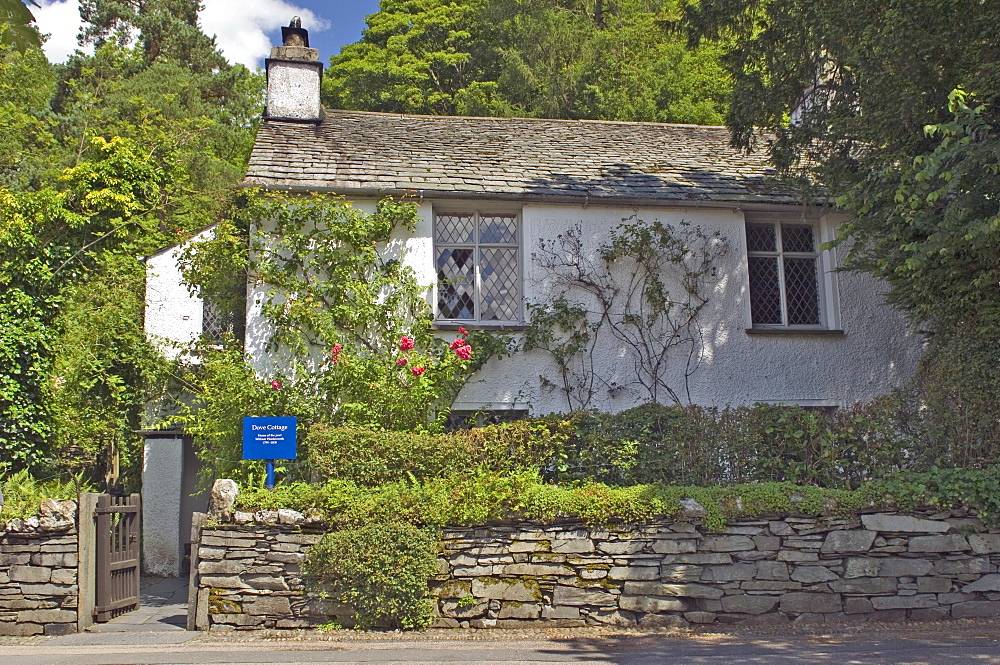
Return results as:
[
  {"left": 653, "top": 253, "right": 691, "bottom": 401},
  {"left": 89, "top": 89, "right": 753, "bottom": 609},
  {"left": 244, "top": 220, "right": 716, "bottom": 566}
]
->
[
  {"left": 745, "top": 221, "right": 826, "bottom": 328},
  {"left": 435, "top": 210, "right": 521, "bottom": 325}
]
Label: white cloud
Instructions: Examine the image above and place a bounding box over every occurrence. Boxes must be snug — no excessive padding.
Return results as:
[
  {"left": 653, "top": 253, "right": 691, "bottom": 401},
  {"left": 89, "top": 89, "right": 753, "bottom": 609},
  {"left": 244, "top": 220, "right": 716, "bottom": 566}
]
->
[
  {"left": 33, "top": 0, "right": 88, "bottom": 63},
  {"left": 200, "top": 0, "right": 329, "bottom": 69},
  {"left": 30, "top": 0, "right": 327, "bottom": 67}
]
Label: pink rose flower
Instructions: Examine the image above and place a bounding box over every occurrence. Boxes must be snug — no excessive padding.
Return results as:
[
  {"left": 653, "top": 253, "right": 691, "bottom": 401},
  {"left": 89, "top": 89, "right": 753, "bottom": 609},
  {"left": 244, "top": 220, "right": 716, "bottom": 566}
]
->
[
  {"left": 399, "top": 335, "right": 415, "bottom": 351},
  {"left": 330, "top": 344, "right": 343, "bottom": 364},
  {"left": 455, "top": 344, "right": 473, "bottom": 360},
  {"left": 411, "top": 366, "right": 425, "bottom": 376},
  {"left": 396, "top": 357, "right": 408, "bottom": 366},
  {"left": 270, "top": 379, "right": 282, "bottom": 390},
  {"left": 450, "top": 338, "right": 466, "bottom": 350},
  {"left": 458, "top": 326, "right": 467, "bottom": 336}
]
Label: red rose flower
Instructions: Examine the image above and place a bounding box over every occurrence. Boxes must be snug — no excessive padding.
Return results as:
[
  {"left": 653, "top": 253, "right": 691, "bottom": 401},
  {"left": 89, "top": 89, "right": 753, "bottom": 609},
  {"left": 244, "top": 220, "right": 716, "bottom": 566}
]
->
[
  {"left": 411, "top": 366, "right": 425, "bottom": 376},
  {"left": 399, "top": 335, "right": 415, "bottom": 351},
  {"left": 455, "top": 344, "right": 473, "bottom": 360},
  {"left": 270, "top": 379, "right": 282, "bottom": 390},
  {"left": 458, "top": 326, "right": 467, "bottom": 336},
  {"left": 449, "top": 338, "right": 466, "bottom": 350},
  {"left": 396, "top": 357, "right": 408, "bottom": 366}
]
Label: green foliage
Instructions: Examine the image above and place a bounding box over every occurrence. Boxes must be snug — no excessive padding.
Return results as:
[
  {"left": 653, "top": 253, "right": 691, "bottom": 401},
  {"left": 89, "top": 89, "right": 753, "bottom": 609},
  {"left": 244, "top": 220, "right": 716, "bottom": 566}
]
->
[
  {"left": 325, "top": 0, "right": 731, "bottom": 123},
  {"left": 894, "top": 334, "right": 1000, "bottom": 469},
  {"left": 0, "top": 0, "right": 41, "bottom": 53},
  {"left": 48, "top": 254, "right": 169, "bottom": 484},
  {"left": 304, "top": 522, "right": 439, "bottom": 630},
  {"left": 525, "top": 218, "right": 727, "bottom": 408},
  {"left": 170, "top": 346, "right": 308, "bottom": 481},
  {"left": 305, "top": 419, "right": 571, "bottom": 486},
  {"left": 877, "top": 466, "right": 1000, "bottom": 525},
  {"left": 176, "top": 193, "right": 497, "bottom": 482},
  {"left": 0, "top": 469, "right": 87, "bottom": 521},
  {"left": 836, "top": 91, "right": 1000, "bottom": 337},
  {"left": 547, "top": 401, "right": 927, "bottom": 489},
  {"left": 238, "top": 462, "right": 1000, "bottom": 532},
  {"left": 0, "top": 0, "right": 259, "bottom": 483}
]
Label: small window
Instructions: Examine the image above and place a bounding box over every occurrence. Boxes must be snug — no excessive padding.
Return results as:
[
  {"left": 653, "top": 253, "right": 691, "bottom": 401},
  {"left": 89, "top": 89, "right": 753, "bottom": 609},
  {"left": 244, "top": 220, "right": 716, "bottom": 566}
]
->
[
  {"left": 202, "top": 292, "right": 244, "bottom": 345},
  {"left": 746, "top": 221, "right": 824, "bottom": 328},
  {"left": 445, "top": 409, "right": 529, "bottom": 431},
  {"left": 435, "top": 210, "right": 521, "bottom": 325}
]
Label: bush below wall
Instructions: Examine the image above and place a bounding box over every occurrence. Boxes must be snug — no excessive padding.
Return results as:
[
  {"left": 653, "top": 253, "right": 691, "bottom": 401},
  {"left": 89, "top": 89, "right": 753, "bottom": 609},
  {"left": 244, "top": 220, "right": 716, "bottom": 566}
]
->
[{"left": 192, "top": 509, "right": 1000, "bottom": 631}]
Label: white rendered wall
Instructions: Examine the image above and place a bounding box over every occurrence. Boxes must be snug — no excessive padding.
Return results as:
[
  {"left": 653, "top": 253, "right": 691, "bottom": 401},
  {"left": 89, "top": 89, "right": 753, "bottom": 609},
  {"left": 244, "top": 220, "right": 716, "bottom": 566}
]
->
[
  {"left": 142, "top": 435, "right": 185, "bottom": 577},
  {"left": 265, "top": 60, "right": 322, "bottom": 122},
  {"left": 241, "top": 199, "right": 922, "bottom": 413},
  {"left": 145, "top": 229, "right": 213, "bottom": 358}
]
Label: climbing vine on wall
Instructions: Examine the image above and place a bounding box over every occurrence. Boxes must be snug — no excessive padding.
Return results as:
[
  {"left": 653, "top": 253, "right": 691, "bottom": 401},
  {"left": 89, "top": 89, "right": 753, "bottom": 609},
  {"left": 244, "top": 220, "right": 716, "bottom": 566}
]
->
[
  {"left": 524, "top": 217, "right": 727, "bottom": 409},
  {"left": 174, "top": 192, "right": 506, "bottom": 480}
]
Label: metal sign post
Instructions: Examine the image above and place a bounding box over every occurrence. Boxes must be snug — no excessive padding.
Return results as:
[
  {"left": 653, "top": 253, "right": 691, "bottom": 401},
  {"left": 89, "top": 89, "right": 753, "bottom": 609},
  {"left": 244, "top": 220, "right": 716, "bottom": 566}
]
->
[{"left": 242, "top": 416, "right": 297, "bottom": 490}]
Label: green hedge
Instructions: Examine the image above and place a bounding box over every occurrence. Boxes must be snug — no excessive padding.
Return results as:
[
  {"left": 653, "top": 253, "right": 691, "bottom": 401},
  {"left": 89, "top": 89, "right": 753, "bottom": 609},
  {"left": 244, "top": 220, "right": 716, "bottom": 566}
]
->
[
  {"left": 304, "top": 401, "right": 936, "bottom": 490},
  {"left": 551, "top": 401, "right": 911, "bottom": 489},
  {"left": 305, "top": 419, "right": 571, "bottom": 486}
]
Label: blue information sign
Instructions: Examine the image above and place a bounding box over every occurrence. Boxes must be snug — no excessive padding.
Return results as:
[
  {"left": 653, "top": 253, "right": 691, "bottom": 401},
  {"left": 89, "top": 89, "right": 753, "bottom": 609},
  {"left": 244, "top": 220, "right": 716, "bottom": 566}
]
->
[{"left": 242, "top": 417, "right": 297, "bottom": 460}]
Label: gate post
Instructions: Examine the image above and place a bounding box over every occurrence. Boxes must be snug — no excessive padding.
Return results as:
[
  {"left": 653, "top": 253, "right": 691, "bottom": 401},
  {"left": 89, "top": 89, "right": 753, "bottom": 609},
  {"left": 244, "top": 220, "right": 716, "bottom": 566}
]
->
[
  {"left": 76, "top": 492, "right": 100, "bottom": 632},
  {"left": 93, "top": 494, "right": 112, "bottom": 622}
]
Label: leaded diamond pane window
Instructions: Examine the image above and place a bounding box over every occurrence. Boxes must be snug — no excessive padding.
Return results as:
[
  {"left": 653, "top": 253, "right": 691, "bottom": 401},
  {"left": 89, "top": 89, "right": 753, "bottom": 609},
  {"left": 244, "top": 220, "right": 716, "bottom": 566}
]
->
[
  {"left": 203, "top": 297, "right": 234, "bottom": 342},
  {"left": 746, "top": 221, "right": 823, "bottom": 327},
  {"left": 435, "top": 210, "right": 521, "bottom": 324}
]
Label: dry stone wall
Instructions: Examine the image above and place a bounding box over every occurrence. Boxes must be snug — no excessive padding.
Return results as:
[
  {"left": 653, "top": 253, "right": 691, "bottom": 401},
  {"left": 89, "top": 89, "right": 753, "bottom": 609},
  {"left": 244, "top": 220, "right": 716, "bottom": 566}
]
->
[
  {"left": 0, "top": 500, "right": 80, "bottom": 636},
  {"left": 193, "top": 509, "right": 1000, "bottom": 630}
]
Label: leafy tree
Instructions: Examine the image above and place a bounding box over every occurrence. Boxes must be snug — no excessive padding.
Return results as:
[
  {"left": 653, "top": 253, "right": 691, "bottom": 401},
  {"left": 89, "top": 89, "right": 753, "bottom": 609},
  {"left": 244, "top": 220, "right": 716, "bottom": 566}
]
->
[
  {"left": 325, "top": 0, "right": 731, "bottom": 123},
  {"left": 79, "top": 0, "right": 227, "bottom": 71},
  {"left": 0, "top": 0, "right": 41, "bottom": 52},
  {"left": 682, "top": 0, "right": 1000, "bottom": 334},
  {"left": 683, "top": 0, "right": 1000, "bottom": 448},
  {"left": 682, "top": 0, "right": 999, "bottom": 190},
  {"left": 0, "top": 0, "right": 260, "bottom": 483}
]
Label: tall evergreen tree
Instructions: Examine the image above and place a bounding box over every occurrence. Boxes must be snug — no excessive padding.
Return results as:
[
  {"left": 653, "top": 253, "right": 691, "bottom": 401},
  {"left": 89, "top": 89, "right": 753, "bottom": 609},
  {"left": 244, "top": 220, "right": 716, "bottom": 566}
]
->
[{"left": 324, "top": 0, "right": 731, "bottom": 124}]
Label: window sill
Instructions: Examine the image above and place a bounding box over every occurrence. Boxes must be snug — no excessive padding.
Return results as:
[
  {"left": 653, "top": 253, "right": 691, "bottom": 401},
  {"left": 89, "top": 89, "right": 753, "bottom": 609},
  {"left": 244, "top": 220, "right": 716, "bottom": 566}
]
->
[
  {"left": 433, "top": 322, "right": 527, "bottom": 332},
  {"left": 745, "top": 327, "right": 845, "bottom": 336}
]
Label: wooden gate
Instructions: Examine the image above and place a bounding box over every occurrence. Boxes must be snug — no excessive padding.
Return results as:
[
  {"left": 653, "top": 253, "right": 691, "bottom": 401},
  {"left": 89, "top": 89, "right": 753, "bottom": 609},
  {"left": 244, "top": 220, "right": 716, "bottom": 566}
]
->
[{"left": 93, "top": 493, "right": 141, "bottom": 622}]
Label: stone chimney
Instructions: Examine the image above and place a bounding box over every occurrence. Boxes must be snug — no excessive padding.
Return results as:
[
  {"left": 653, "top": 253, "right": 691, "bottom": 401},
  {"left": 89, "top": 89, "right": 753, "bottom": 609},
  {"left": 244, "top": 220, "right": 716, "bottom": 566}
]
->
[{"left": 265, "top": 17, "right": 323, "bottom": 123}]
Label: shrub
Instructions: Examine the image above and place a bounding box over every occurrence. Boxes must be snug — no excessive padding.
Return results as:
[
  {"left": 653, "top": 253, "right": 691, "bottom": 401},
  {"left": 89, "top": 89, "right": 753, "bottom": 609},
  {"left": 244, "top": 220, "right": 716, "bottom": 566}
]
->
[
  {"left": 547, "top": 401, "right": 915, "bottom": 488},
  {"left": 899, "top": 334, "right": 1000, "bottom": 469},
  {"left": 303, "top": 522, "right": 438, "bottom": 630},
  {"left": 305, "top": 419, "right": 571, "bottom": 485}
]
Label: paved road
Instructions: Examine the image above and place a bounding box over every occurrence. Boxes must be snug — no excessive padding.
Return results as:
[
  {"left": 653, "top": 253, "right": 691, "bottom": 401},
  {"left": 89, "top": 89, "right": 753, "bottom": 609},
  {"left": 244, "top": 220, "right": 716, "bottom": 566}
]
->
[
  {"left": 4, "top": 633, "right": 1000, "bottom": 665},
  {"left": 6, "top": 580, "right": 1000, "bottom": 664}
]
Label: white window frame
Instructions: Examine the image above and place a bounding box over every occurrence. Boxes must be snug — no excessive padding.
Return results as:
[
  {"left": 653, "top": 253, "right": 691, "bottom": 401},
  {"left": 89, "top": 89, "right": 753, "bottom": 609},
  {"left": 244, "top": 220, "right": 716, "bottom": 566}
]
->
[
  {"left": 433, "top": 207, "right": 523, "bottom": 326},
  {"left": 743, "top": 216, "right": 840, "bottom": 331}
]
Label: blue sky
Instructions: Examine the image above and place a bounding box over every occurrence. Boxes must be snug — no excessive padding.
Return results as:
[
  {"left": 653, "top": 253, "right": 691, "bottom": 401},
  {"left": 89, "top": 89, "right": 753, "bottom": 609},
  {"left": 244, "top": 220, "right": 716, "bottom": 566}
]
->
[
  {"left": 31, "top": 0, "right": 383, "bottom": 67},
  {"left": 278, "top": 0, "right": 381, "bottom": 61}
]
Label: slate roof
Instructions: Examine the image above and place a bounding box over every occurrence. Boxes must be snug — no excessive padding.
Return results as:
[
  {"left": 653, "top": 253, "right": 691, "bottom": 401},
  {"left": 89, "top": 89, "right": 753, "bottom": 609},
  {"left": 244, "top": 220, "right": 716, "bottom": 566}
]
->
[{"left": 245, "top": 109, "right": 802, "bottom": 207}]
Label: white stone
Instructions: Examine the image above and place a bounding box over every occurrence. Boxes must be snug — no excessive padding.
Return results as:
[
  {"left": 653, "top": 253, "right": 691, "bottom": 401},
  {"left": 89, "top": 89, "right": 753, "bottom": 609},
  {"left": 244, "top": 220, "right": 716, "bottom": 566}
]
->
[
  {"left": 208, "top": 479, "right": 239, "bottom": 521},
  {"left": 277, "top": 509, "right": 304, "bottom": 525}
]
